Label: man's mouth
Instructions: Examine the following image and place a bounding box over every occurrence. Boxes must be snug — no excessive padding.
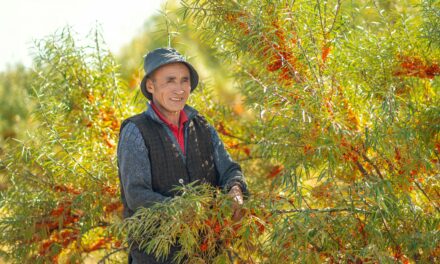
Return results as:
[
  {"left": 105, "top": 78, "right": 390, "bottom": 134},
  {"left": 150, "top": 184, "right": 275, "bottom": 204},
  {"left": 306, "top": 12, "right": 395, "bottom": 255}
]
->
[{"left": 170, "top": 97, "right": 183, "bottom": 101}]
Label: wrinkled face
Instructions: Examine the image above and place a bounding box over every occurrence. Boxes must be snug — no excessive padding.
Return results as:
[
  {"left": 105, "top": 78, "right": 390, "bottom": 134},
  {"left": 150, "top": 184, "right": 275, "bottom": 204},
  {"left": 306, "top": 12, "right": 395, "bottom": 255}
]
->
[{"left": 146, "top": 62, "right": 191, "bottom": 116}]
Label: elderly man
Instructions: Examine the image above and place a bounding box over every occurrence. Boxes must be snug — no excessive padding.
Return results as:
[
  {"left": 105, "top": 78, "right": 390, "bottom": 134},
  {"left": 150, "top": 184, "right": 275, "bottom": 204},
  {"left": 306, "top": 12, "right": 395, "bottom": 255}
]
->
[{"left": 117, "top": 47, "right": 248, "bottom": 263}]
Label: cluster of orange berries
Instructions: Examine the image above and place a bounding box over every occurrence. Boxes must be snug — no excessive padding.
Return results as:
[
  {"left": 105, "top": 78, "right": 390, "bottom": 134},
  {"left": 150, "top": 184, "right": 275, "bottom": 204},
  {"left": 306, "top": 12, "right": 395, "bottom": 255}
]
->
[
  {"left": 267, "top": 164, "right": 284, "bottom": 179},
  {"left": 198, "top": 210, "right": 267, "bottom": 254},
  {"left": 54, "top": 184, "right": 81, "bottom": 195},
  {"left": 101, "top": 184, "right": 123, "bottom": 214},
  {"left": 98, "top": 108, "right": 119, "bottom": 130},
  {"left": 265, "top": 20, "right": 301, "bottom": 84},
  {"left": 303, "top": 144, "right": 314, "bottom": 156},
  {"left": 340, "top": 137, "right": 360, "bottom": 164},
  {"left": 35, "top": 200, "right": 83, "bottom": 262},
  {"left": 82, "top": 104, "right": 120, "bottom": 149},
  {"left": 104, "top": 201, "right": 123, "bottom": 214},
  {"left": 224, "top": 11, "right": 250, "bottom": 35},
  {"left": 217, "top": 121, "right": 251, "bottom": 157},
  {"left": 34, "top": 183, "right": 121, "bottom": 261},
  {"left": 38, "top": 229, "right": 80, "bottom": 260},
  {"left": 393, "top": 55, "right": 440, "bottom": 79},
  {"left": 35, "top": 201, "right": 83, "bottom": 233},
  {"left": 223, "top": 10, "right": 303, "bottom": 85},
  {"left": 393, "top": 147, "right": 430, "bottom": 191},
  {"left": 216, "top": 121, "right": 232, "bottom": 137},
  {"left": 321, "top": 44, "right": 331, "bottom": 62},
  {"left": 324, "top": 87, "right": 360, "bottom": 131},
  {"left": 199, "top": 218, "right": 231, "bottom": 252},
  {"left": 311, "top": 182, "right": 333, "bottom": 199},
  {"left": 38, "top": 231, "right": 121, "bottom": 263},
  {"left": 98, "top": 107, "right": 120, "bottom": 148},
  {"left": 226, "top": 141, "right": 251, "bottom": 157},
  {"left": 82, "top": 236, "right": 117, "bottom": 253}
]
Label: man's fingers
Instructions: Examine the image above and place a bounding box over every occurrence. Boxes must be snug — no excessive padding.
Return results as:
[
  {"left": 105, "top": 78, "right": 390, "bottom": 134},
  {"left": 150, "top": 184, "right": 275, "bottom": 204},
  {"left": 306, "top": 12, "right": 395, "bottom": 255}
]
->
[
  {"left": 228, "top": 185, "right": 244, "bottom": 205},
  {"left": 228, "top": 185, "right": 245, "bottom": 221},
  {"left": 232, "top": 208, "right": 242, "bottom": 222}
]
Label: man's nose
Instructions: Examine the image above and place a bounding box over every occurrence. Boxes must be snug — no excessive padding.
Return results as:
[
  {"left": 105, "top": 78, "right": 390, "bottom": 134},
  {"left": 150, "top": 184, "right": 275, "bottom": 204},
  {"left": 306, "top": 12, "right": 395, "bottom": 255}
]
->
[
  {"left": 175, "top": 87, "right": 184, "bottom": 94},
  {"left": 174, "top": 82, "right": 186, "bottom": 93}
]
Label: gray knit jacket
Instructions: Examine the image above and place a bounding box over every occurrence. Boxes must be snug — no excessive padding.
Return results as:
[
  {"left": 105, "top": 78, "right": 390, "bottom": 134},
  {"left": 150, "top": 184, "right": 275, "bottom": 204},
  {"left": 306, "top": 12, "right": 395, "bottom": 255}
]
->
[{"left": 117, "top": 103, "right": 248, "bottom": 212}]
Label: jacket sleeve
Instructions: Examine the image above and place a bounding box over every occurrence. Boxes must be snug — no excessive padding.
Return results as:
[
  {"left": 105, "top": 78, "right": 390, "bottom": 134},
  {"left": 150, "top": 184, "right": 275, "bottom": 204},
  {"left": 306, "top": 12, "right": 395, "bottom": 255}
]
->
[
  {"left": 209, "top": 125, "right": 249, "bottom": 196},
  {"left": 117, "top": 122, "right": 169, "bottom": 210}
]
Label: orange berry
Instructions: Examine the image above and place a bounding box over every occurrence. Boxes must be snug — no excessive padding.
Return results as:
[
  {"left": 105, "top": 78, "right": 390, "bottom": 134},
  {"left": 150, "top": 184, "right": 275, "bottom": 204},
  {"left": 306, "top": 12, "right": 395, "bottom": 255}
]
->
[{"left": 200, "top": 242, "right": 208, "bottom": 252}]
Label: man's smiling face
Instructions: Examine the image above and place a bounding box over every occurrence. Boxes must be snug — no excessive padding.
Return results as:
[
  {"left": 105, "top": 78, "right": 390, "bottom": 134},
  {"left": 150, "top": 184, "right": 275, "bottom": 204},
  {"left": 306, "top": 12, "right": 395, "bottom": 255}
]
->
[{"left": 146, "top": 62, "right": 191, "bottom": 117}]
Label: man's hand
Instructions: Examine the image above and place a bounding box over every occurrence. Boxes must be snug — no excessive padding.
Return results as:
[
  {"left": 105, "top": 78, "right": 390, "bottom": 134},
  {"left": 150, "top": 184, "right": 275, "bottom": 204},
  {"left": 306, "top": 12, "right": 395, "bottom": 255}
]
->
[{"left": 228, "top": 185, "right": 244, "bottom": 222}]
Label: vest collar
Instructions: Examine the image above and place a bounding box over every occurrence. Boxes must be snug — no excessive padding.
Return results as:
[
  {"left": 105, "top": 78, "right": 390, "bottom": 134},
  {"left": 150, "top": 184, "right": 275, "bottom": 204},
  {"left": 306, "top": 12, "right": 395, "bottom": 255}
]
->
[{"left": 144, "top": 103, "right": 198, "bottom": 124}]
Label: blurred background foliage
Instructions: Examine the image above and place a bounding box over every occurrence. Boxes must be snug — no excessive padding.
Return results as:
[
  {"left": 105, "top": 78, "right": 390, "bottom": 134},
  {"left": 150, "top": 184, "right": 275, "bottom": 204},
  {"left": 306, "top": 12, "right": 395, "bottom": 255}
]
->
[
  {"left": 0, "top": 0, "right": 439, "bottom": 263},
  {"left": 0, "top": 0, "right": 254, "bottom": 263}
]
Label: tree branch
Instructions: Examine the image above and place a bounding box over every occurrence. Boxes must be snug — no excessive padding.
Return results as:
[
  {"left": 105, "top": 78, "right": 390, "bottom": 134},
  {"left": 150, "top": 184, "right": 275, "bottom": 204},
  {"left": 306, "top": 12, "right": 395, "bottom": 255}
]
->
[
  {"left": 414, "top": 182, "right": 440, "bottom": 213},
  {"left": 274, "top": 207, "right": 369, "bottom": 214},
  {"left": 353, "top": 147, "right": 384, "bottom": 179},
  {"left": 97, "top": 247, "right": 127, "bottom": 264}
]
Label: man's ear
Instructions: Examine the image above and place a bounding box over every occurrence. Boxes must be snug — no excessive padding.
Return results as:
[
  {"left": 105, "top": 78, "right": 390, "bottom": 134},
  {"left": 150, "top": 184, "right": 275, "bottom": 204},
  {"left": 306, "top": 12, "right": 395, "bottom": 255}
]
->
[{"left": 146, "top": 78, "right": 154, "bottom": 93}]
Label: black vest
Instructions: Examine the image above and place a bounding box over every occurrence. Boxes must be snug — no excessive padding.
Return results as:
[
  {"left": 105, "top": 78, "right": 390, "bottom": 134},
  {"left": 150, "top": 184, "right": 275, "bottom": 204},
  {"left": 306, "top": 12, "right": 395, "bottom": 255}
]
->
[{"left": 118, "top": 113, "right": 218, "bottom": 218}]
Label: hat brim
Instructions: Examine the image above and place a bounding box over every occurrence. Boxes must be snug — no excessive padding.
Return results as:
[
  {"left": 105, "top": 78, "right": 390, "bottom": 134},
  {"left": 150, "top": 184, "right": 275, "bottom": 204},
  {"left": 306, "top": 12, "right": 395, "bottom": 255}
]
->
[{"left": 140, "top": 61, "right": 199, "bottom": 100}]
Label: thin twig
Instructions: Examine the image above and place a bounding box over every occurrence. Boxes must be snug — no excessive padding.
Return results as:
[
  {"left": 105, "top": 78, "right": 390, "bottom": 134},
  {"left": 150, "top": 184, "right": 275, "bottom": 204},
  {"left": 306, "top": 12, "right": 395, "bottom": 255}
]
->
[
  {"left": 228, "top": 248, "right": 247, "bottom": 263},
  {"left": 97, "top": 247, "right": 128, "bottom": 264},
  {"left": 317, "top": 0, "right": 326, "bottom": 38},
  {"left": 355, "top": 160, "right": 370, "bottom": 178},
  {"left": 378, "top": 208, "right": 399, "bottom": 248},
  {"left": 274, "top": 207, "right": 370, "bottom": 214},
  {"left": 353, "top": 147, "right": 384, "bottom": 179},
  {"left": 414, "top": 182, "right": 440, "bottom": 213},
  {"left": 328, "top": 0, "right": 342, "bottom": 35}
]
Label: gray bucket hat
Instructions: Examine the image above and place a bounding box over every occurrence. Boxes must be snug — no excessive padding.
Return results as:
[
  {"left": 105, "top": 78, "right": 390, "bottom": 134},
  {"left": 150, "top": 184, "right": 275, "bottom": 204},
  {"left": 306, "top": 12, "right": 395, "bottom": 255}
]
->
[{"left": 140, "top": 47, "right": 199, "bottom": 100}]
